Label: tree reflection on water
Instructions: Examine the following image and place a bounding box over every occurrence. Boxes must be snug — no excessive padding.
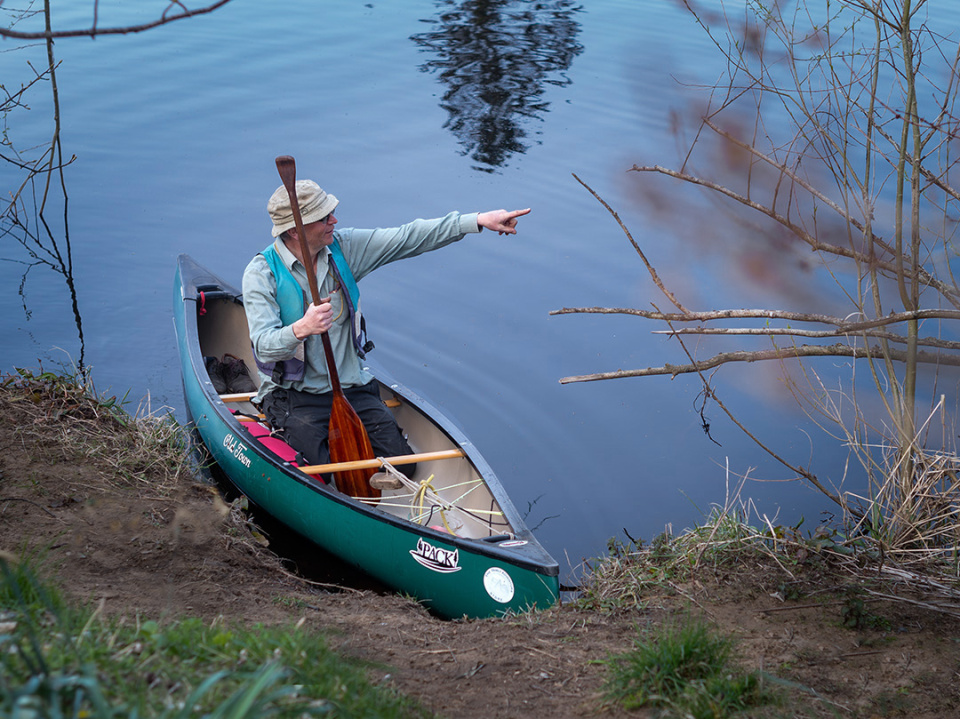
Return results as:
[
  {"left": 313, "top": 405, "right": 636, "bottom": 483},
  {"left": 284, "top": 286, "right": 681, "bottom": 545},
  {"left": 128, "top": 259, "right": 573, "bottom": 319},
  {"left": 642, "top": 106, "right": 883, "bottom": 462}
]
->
[{"left": 412, "top": 0, "right": 583, "bottom": 173}]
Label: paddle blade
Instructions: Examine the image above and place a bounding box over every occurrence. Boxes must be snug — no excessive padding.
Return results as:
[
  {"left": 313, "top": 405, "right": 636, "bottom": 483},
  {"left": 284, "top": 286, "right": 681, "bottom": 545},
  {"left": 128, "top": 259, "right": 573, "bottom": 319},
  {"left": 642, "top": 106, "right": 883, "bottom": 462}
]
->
[{"left": 328, "top": 394, "right": 380, "bottom": 499}]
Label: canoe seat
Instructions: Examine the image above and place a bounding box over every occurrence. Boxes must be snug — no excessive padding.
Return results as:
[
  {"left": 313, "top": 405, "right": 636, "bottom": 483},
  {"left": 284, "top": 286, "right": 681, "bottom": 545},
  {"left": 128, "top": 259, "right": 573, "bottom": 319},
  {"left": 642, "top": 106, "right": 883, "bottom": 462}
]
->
[{"left": 241, "top": 418, "right": 301, "bottom": 466}]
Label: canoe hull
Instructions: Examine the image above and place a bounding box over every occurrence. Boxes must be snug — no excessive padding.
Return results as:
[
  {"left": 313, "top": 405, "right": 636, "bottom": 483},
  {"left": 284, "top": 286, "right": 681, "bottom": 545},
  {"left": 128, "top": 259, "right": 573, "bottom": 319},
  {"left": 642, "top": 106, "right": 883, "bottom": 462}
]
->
[{"left": 173, "top": 255, "right": 559, "bottom": 618}]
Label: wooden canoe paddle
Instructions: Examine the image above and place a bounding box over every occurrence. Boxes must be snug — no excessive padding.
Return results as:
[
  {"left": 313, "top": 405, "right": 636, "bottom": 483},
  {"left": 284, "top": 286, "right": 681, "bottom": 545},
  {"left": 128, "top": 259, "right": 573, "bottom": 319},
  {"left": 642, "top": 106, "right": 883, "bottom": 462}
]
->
[{"left": 275, "top": 155, "right": 380, "bottom": 499}]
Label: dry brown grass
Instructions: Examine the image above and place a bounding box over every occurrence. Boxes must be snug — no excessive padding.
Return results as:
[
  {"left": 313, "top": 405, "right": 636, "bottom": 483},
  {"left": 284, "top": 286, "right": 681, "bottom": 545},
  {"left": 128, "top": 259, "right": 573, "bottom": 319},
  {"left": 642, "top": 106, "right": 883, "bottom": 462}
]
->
[
  {"left": 847, "top": 446, "right": 960, "bottom": 568},
  {"left": 1, "top": 366, "right": 195, "bottom": 498},
  {"left": 779, "top": 364, "right": 960, "bottom": 576},
  {"left": 580, "top": 491, "right": 960, "bottom": 627}
]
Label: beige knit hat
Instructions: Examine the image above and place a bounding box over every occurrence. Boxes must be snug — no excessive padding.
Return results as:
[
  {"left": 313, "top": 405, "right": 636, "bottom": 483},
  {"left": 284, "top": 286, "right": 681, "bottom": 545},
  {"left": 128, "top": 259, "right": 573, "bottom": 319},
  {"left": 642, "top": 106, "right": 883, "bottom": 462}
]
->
[{"left": 267, "top": 180, "right": 339, "bottom": 237}]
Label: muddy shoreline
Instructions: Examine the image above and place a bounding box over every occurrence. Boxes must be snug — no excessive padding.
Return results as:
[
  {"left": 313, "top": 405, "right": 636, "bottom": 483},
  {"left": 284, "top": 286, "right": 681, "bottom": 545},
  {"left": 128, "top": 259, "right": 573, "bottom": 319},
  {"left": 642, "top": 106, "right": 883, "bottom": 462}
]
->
[{"left": 3, "top": 375, "right": 960, "bottom": 717}]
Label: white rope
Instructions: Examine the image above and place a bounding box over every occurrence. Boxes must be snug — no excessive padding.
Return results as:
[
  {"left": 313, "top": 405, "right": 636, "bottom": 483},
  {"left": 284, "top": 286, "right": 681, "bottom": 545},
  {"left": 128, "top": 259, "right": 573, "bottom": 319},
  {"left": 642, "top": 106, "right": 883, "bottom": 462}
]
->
[{"left": 358, "top": 457, "right": 507, "bottom": 535}]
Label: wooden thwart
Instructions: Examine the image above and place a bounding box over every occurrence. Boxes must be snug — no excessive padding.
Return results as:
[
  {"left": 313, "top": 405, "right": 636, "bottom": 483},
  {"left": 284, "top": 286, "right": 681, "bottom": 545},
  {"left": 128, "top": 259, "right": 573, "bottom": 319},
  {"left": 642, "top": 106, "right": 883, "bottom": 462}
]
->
[
  {"left": 220, "top": 392, "right": 257, "bottom": 403},
  {"left": 300, "top": 449, "right": 465, "bottom": 475}
]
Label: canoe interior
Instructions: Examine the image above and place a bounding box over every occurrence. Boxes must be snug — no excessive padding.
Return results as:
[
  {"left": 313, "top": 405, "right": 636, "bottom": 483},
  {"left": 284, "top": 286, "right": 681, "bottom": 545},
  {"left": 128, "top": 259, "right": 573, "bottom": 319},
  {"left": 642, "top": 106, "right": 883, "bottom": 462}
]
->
[{"left": 197, "top": 294, "right": 515, "bottom": 541}]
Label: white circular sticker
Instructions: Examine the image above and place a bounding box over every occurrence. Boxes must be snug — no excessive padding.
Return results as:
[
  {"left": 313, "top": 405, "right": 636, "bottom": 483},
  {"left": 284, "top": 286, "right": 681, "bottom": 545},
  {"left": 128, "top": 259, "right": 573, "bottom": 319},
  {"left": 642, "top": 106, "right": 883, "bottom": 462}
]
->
[{"left": 483, "top": 567, "right": 515, "bottom": 604}]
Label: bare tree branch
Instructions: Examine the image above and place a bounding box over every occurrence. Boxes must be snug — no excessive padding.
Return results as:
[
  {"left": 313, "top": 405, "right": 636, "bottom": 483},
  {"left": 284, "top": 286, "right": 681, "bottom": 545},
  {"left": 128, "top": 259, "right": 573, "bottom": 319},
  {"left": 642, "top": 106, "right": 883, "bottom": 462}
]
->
[
  {"left": 652, "top": 326, "right": 960, "bottom": 352},
  {"left": 0, "top": 0, "right": 235, "bottom": 39},
  {"left": 559, "top": 342, "right": 960, "bottom": 385},
  {"left": 552, "top": 306, "right": 960, "bottom": 349},
  {"left": 550, "top": 305, "right": 960, "bottom": 329}
]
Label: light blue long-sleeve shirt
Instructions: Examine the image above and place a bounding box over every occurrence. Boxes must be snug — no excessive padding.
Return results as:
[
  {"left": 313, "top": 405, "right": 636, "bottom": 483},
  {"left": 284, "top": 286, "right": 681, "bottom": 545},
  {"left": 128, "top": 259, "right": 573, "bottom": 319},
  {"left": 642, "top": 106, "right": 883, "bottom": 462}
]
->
[{"left": 242, "top": 211, "right": 480, "bottom": 402}]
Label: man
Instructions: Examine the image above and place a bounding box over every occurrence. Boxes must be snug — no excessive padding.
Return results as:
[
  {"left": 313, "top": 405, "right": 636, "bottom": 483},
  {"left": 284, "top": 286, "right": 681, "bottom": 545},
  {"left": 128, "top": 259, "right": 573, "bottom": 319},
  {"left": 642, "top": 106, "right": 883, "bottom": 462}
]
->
[{"left": 242, "top": 178, "right": 529, "bottom": 487}]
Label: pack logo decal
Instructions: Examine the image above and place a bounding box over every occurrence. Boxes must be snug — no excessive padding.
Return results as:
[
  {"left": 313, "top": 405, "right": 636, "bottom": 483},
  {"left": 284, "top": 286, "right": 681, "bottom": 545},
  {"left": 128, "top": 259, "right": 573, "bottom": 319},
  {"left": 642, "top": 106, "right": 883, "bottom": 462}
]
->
[{"left": 410, "top": 537, "right": 461, "bottom": 573}]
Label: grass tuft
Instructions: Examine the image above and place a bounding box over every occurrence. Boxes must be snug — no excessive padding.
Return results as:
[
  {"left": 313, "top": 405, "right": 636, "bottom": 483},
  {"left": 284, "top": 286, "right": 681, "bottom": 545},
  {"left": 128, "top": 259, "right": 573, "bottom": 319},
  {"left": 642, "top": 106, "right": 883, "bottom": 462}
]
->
[
  {"left": 576, "top": 484, "right": 791, "bottom": 613},
  {"left": 603, "top": 618, "right": 777, "bottom": 717}
]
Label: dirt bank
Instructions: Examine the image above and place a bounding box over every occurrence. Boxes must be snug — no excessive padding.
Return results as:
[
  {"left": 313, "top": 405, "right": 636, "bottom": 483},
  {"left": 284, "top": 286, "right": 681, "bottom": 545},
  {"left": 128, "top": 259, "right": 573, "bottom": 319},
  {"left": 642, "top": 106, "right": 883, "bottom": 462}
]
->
[{"left": 2, "top": 376, "right": 959, "bottom": 718}]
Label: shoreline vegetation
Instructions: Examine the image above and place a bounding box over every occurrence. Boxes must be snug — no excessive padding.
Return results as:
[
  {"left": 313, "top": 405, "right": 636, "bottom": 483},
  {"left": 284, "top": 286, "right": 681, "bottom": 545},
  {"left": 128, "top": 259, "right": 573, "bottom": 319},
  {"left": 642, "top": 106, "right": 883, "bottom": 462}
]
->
[
  {"left": 1, "top": 367, "right": 429, "bottom": 718},
  {"left": 3, "top": 368, "right": 960, "bottom": 718}
]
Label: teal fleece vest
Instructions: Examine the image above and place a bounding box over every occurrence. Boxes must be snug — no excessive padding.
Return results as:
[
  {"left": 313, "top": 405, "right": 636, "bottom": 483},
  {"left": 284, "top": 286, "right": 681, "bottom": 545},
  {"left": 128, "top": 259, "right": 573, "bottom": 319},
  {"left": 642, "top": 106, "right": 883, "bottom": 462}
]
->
[{"left": 253, "top": 240, "right": 372, "bottom": 384}]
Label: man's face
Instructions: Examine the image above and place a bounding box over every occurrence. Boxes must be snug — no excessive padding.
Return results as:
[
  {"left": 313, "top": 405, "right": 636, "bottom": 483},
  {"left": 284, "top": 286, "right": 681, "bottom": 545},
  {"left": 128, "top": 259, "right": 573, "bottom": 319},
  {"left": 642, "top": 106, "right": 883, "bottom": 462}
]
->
[{"left": 300, "top": 212, "right": 338, "bottom": 250}]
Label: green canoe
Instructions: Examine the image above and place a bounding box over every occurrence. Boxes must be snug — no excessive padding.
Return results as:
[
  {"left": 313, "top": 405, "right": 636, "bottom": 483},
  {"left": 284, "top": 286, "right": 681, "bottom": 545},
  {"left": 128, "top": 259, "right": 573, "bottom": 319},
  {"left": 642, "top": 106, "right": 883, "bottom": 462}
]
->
[{"left": 173, "top": 255, "right": 559, "bottom": 618}]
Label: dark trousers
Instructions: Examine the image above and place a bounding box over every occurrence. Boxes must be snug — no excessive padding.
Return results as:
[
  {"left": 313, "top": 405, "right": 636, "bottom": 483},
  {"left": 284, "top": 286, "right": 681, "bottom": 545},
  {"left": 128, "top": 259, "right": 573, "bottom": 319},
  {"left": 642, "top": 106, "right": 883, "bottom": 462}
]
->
[{"left": 261, "top": 380, "right": 416, "bottom": 483}]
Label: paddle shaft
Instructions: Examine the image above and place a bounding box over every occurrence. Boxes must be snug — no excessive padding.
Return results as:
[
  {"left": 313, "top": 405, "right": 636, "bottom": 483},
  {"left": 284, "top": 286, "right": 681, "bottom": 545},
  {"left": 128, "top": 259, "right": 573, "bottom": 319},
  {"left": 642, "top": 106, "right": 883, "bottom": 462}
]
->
[
  {"left": 275, "top": 156, "right": 343, "bottom": 396},
  {"left": 274, "top": 155, "right": 379, "bottom": 499}
]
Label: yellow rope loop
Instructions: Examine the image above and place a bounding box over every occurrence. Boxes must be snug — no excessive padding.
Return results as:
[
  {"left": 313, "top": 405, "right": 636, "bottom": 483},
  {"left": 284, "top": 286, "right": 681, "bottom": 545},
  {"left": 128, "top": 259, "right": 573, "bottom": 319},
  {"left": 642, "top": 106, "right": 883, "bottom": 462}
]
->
[
  {"left": 413, "top": 474, "right": 436, "bottom": 522},
  {"left": 410, "top": 474, "right": 458, "bottom": 534}
]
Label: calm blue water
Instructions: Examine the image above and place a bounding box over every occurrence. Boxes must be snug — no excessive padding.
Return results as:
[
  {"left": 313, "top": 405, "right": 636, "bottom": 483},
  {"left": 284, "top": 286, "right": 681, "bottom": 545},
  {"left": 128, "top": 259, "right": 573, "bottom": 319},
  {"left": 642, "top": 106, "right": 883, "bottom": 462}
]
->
[{"left": 4, "top": 1, "right": 959, "bottom": 579}]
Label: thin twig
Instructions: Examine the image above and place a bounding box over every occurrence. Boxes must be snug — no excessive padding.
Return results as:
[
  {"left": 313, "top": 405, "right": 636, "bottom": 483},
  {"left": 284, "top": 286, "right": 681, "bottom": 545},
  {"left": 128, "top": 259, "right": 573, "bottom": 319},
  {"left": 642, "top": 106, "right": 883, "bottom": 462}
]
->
[
  {"left": 0, "top": 0, "right": 236, "bottom": 39},
  {"left": 571, "top": 173, "right": 689, "bottom": 313},
  {"left": 0, "top": 496, "right": 58, "bottom": 518}
]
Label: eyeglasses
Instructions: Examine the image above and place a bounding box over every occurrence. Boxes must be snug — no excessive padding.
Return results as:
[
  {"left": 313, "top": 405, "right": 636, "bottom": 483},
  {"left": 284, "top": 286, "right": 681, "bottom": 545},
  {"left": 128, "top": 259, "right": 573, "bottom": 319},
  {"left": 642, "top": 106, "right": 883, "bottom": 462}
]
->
[{"left": 318, "top": 211, "right": 337, "bottom": 224}]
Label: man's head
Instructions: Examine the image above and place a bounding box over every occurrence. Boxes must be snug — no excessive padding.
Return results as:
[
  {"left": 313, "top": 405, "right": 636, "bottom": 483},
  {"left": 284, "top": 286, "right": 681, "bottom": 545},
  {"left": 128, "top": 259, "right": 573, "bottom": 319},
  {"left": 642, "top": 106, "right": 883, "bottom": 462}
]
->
[{"left": 268, "top": 180, "right": 339, "bottom": 238}]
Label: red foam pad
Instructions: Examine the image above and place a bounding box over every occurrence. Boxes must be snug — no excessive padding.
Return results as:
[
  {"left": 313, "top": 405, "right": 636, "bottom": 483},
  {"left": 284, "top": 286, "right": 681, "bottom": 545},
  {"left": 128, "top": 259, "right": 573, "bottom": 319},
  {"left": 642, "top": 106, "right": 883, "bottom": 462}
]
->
[{"left": 243, "top": 419, "right": 300, "bottom": 465}]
